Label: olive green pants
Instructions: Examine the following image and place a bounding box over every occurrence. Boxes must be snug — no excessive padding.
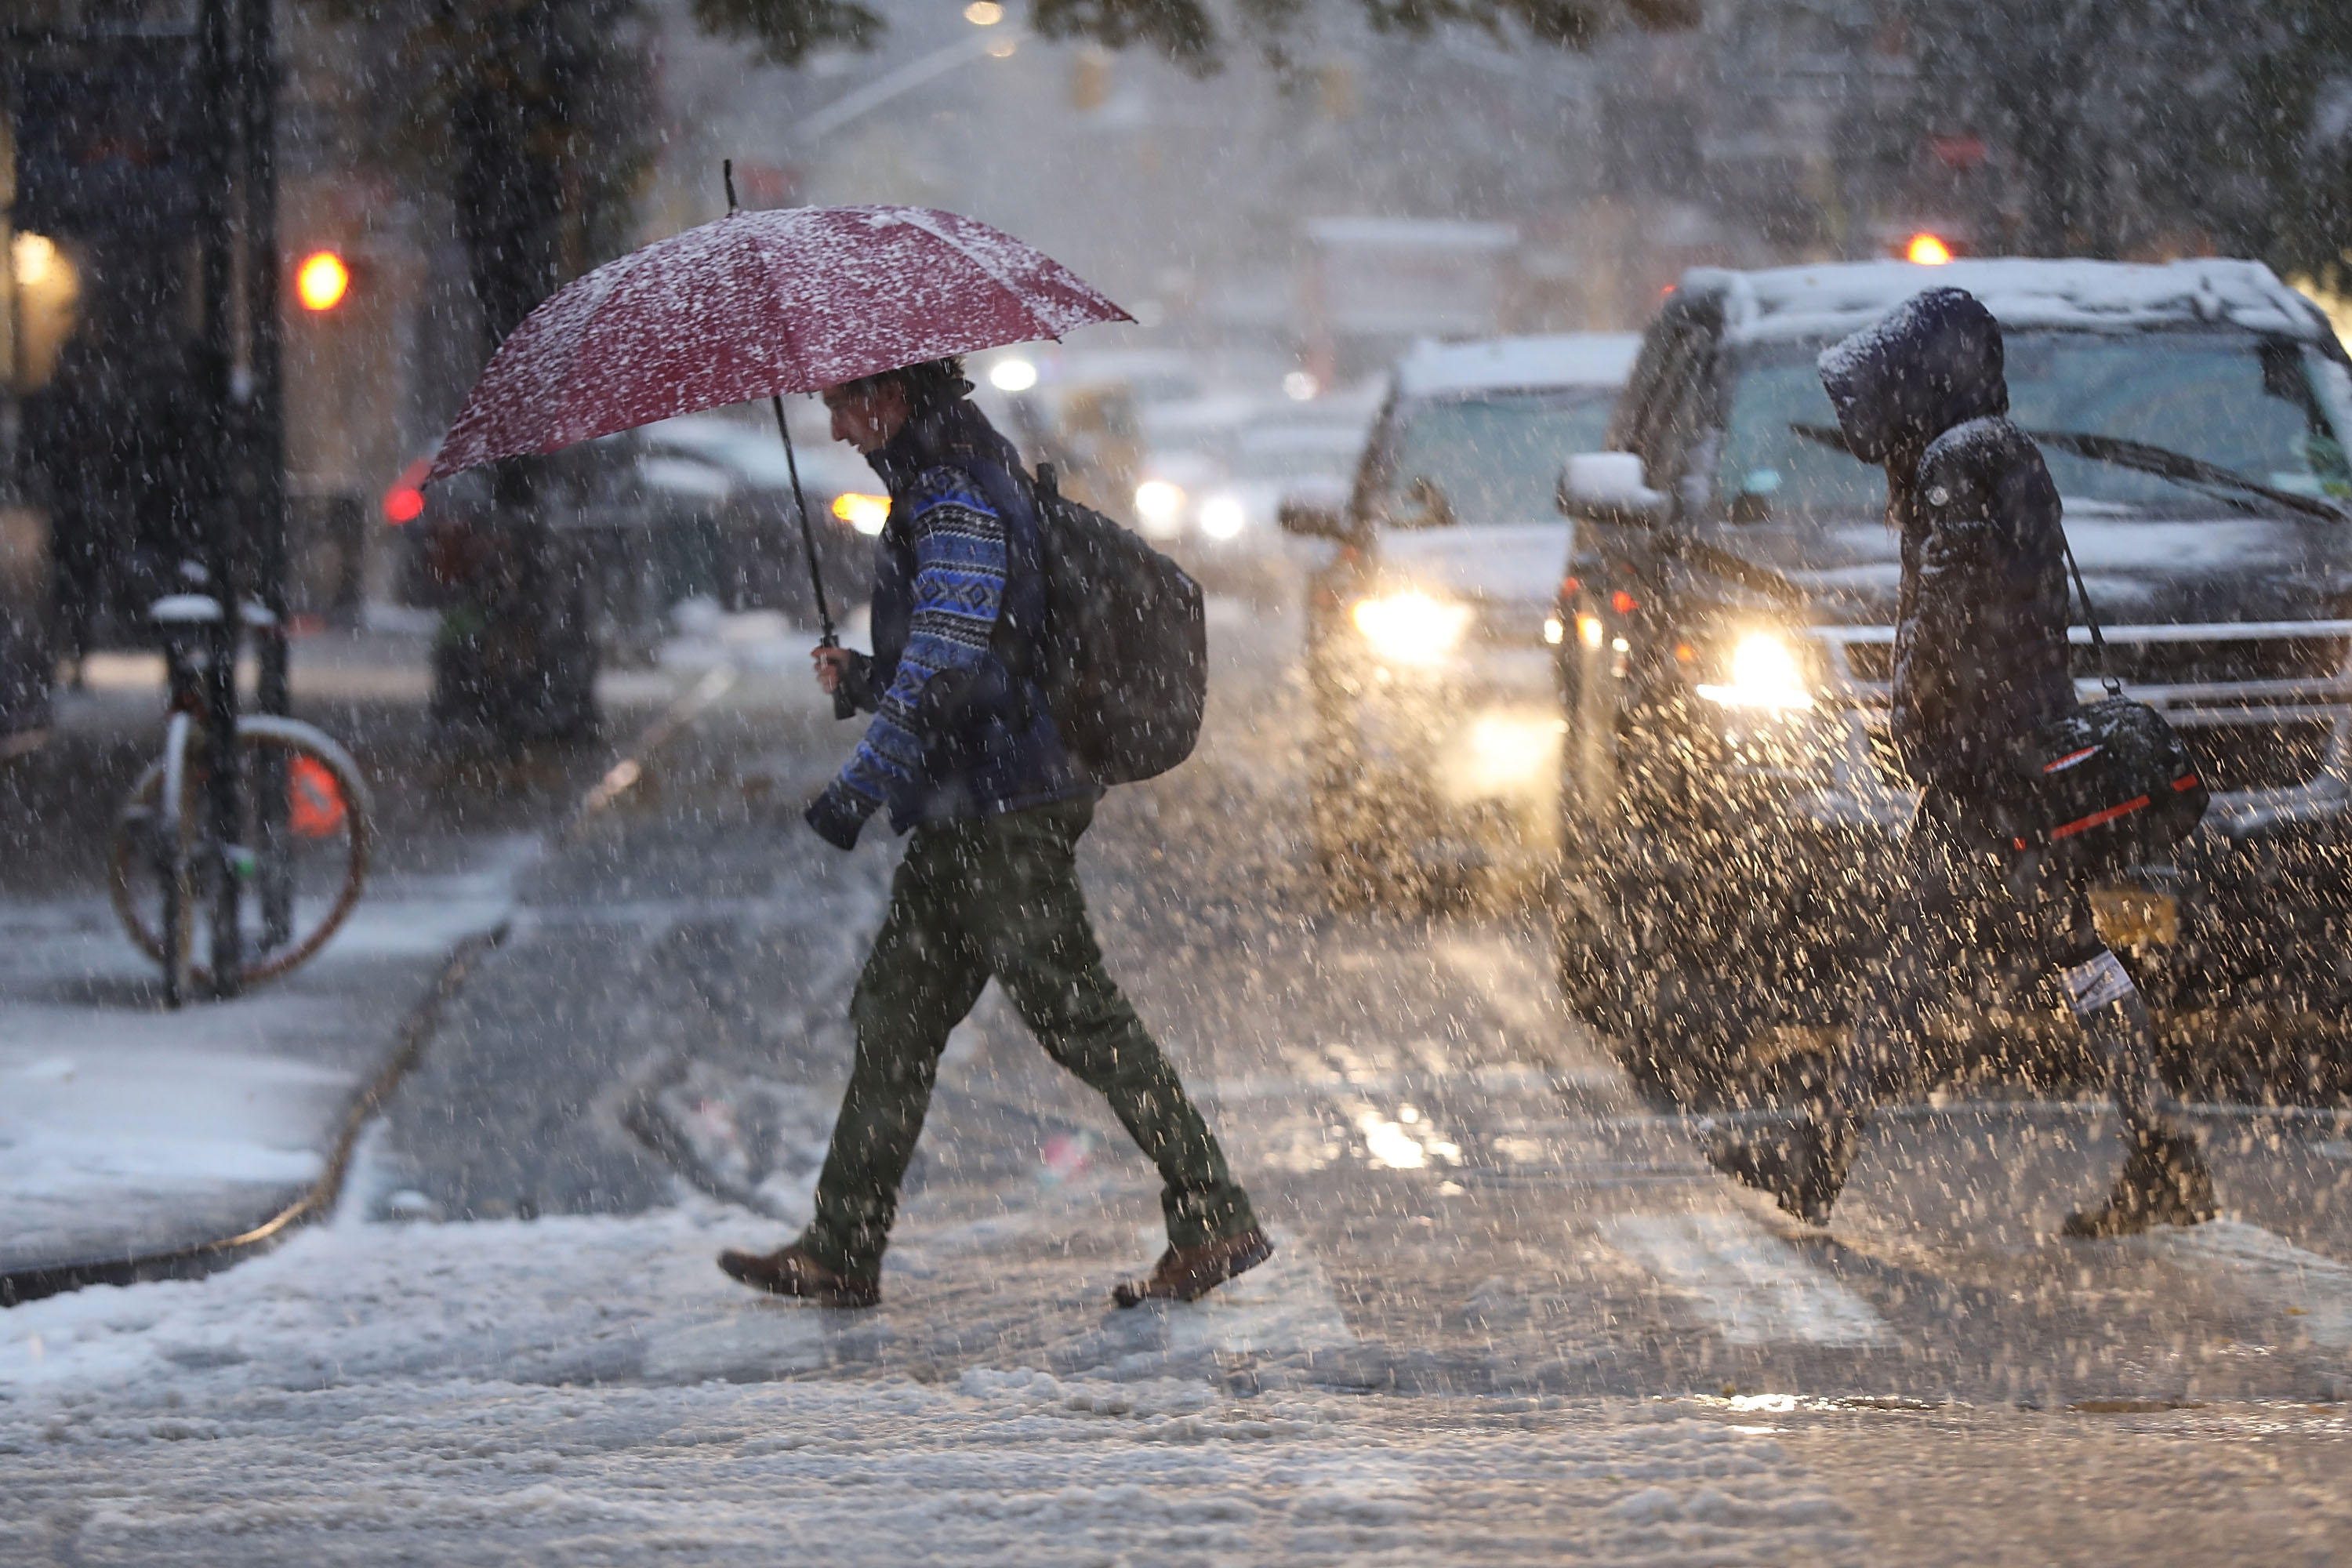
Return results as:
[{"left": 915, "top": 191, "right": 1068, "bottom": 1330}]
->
[{"left": 798, "top": 797, "right": 1254, "bottom": 1279}]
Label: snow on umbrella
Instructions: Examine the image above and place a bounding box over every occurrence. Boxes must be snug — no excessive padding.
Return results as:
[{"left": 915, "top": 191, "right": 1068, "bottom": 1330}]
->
[
  {"left": 428, "top": 203, "right": 1129, "bottom": 479},
  {"left": 427, "top": 197, "right": 1127, "bottom": 659}
]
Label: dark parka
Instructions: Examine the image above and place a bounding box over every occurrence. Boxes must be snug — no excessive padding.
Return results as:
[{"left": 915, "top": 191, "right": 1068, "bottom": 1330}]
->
[{"left": 1817, "top": 287, "right": 2076, "bottom": 800}]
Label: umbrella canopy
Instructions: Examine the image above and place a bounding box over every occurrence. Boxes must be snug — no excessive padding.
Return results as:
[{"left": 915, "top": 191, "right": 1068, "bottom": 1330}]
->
[{"left": 429, "top": 205, "right": 1129, "bottom": 480}]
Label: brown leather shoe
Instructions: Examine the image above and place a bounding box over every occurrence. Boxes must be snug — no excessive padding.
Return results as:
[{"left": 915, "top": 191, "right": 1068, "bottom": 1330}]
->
[
  {"left": 1112, "top": 1226, "right": 1273, "bottom": 1308},
  {"left": 717, "top": 1243, "right": 880, "bottom": 1308},
  {"left": 1704, "top": 1115, "right": 1857, "bottom": 1227},
  {"left": 2063, "top": 1132, "right": 2216, "bottom": 1239}
]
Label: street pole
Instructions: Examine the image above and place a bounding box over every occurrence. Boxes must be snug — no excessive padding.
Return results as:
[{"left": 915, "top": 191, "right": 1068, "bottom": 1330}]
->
[
  {"left": 241, "top": 0, "right": 293, "bottom": 949},
  {"left": 196, "top": 0, "right": 245, "bottom": 996},
  {"left": 243, "top": 0, "right": 285, "bottom": 715}
]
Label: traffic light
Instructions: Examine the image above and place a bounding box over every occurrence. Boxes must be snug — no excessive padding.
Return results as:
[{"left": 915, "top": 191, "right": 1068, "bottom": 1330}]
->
[
  {"left": 1904, "top": 232, "right": 1955, "bottom": 266},
  {"left": 296, "top": 249, "right": 350, "bottom": 311},
  {"left": 383, "top": 456, "right": 431, "bottom": 524}
]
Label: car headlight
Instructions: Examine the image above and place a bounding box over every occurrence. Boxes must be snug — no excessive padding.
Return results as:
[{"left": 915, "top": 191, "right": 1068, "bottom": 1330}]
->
[
  {"left": 1694, "top": 630, "right": 1814, "bottom": 712},
  {"left": 1134, "top": 480, "right": 1186, "bottom": 536},
  {"left": 1198, "top": 494, "right": 1247, "bottom": 540},
  {"left": 1352, "top": 590, "right": 1474, "bottom": 666},
  {"left": 832, "top": 492, "right": 891, "bottom": 535}
]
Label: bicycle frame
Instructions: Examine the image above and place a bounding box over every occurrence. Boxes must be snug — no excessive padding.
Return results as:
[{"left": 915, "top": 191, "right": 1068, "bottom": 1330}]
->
[{"left": 153, "top": 592, "right": 245, "bottom": 1000}]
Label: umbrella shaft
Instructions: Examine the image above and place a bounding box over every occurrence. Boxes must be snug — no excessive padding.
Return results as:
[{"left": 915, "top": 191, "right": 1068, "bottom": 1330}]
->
[{"left": 772, "top": 395, "right": 837, "bottom": 645}]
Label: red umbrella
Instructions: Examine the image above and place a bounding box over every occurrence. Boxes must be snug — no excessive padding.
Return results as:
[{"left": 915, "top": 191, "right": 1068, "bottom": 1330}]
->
[
  {"left": 429, "top": 187, "right": 1130, "bottom": 653},
  {"left": 430, "top": 201, "right": 1128, "bottom": 477}
]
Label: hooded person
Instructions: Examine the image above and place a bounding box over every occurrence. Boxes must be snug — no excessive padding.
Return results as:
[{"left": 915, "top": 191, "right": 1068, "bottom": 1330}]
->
[
  {"left": 717, "top": 356, "right": 1270, "bottom": 1308},
  {"left": 1703, "top": 287, "right": 2216, "bottom": 1236}
]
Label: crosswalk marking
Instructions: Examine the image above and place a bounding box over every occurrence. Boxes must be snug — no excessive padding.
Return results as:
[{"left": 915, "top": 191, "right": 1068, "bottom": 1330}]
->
[
  {"left": 1599, "top": 1212, "right": 1897, "bottom": 1348},
  {"left": 2136, "top": 1218, "right": 2352, "bottom": 1349}
]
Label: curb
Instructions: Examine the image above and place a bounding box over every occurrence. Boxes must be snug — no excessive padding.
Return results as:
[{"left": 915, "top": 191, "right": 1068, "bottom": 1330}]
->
[
  {"left": 0, "top": 662, "right": 742, "bottom": 1310},
  {"left": 0, "top": 927, "right": 507, "bottom": 1308}
]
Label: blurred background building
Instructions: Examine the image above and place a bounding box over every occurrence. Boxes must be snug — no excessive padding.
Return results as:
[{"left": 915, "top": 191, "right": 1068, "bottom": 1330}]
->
[{"left": 5, "top": 0, "right": 2349, "bottom": 739}]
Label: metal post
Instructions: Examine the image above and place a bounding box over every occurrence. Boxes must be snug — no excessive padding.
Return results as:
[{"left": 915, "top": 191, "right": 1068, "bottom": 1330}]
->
[
  {"left": 241, "top": 0, "right": 292, "bottom": 949},
  {"left": 196, "top": 0, "right": 245, "bottom": 996}
]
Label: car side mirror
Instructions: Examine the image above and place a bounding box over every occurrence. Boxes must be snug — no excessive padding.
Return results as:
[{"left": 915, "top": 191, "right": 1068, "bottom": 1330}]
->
[
  {"left": 1559, "top": 452, "right": 1668, "bottom": 528},
  {"left": 1278, "top": 476, "right": 1356, "bottom": 541}
]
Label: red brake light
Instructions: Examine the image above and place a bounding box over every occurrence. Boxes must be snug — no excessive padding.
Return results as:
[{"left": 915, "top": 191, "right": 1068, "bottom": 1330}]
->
[{"left": 1610, "top": 590, "right": 1639, "bottom": 615}]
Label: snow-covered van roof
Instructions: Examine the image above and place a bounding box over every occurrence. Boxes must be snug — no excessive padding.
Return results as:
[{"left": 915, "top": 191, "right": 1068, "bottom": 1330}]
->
[
  {"left": 1682, "top": 258, "right": 2336, "bottom": 347},
  {"left": 1393, "top": 332, "right": 1643, "bottom": 400}
]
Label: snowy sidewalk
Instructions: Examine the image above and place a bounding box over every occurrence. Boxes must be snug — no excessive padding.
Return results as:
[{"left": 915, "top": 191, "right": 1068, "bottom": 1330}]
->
[
  {"left": 0, "top": 621, "right": 715, "bottom": 1298},
  {"left": 0, "top": 838, "right": 538, "bottom": 1294}
]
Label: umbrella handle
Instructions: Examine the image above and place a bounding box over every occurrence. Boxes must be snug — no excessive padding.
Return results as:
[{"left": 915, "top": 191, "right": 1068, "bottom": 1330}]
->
[{"left": 822, "top": 628, "right": 854, "bottom": 721}]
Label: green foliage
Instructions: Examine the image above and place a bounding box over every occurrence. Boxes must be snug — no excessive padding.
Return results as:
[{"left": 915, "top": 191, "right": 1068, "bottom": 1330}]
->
[
  {"left": 2240, "top": 0, "right": 2352, "bottom": 291},
  {"left": 1899, "top": 0, "right": 2352, "bottom": 281},
  {"left": 687, "top": 0, "right": 884, "bottom": 66},
  {"left": 1029, "top": 0, "right": 1225, "bottom": 68},
  {"left": 1022, "top": 0, "right": 1693, "bottom": 71},
  {"left": 1360, "top": 0, "right": 1697, "bottom": 50}
]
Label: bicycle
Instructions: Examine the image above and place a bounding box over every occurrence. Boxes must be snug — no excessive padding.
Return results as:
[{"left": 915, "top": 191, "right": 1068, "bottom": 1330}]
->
[{"left": 107, "top": 591, "right": 376, "bottom": 1006}]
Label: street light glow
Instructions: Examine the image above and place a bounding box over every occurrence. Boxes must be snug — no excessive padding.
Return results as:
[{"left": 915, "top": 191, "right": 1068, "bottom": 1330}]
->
[
  {"left": 1906, "top": 231, "right": 1955, "bottom": 266},
  {"left": 989, "top": 358, "right": 1039, "bottom": 392},
  {"left": 964, "top": 2, "right": 1004, "bottom": 23},
  {"left": 297, "top": 250, "right": 350, "bottom": 310}
]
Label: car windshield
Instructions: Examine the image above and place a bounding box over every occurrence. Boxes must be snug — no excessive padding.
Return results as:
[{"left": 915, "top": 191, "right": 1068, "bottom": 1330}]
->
[
  {"left": 1374, "top": 388, "right": 1617, "bottom": 528},
  {"left": 1717, "top": 331, "right": 2352, "bottom": 522},
  {"left": 1229, "top": 432, "right": 1363, "bottom": 485}
]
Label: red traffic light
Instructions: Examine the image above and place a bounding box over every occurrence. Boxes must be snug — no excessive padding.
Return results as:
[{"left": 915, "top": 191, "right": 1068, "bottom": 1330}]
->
[
  {"left": 297, "top": 250, "right": 350, "bottom": 310},
  {"left": 383, "top": 457, "right": 433, "bottom": 524}
]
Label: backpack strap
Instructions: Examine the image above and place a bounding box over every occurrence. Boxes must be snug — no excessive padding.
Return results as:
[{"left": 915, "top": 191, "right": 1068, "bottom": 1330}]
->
[{"left": 2058, "top": 524, "right": 2123, "bottom": 699}]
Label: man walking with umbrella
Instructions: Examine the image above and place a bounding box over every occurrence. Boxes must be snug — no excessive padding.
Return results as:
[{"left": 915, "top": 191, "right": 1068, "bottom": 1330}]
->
[
  {"left": 423, "top": 197, "right": 1263, "bottom": 1308},
  {"left": 717, "top": 355, "right": 1269, "bottom": 1309}
]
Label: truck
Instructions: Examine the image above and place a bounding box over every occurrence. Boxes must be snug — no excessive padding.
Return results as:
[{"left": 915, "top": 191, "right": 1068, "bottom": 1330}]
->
[{"left": 1552, "top": 258, "right": 2352, "bottom": 1102}]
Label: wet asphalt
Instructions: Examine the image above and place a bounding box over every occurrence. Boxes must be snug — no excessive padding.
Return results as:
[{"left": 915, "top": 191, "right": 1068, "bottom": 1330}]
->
[{"left": 361, "top": 592, "right": 2352, "bottom": 1561}]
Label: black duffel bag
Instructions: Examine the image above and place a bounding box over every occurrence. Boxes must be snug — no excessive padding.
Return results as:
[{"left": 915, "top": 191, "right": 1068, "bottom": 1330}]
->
[{"left": 2003, "top": 531, "right": 2209, "bottom": 870}]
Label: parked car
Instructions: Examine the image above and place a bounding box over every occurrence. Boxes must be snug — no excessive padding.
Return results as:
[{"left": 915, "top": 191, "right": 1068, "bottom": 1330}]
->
[
  {"left": 633, "top": 413, "right": 880, "bottom": 618},
  {"left": 1281, "top": 332, "right": 1642, "bottom": 902},
  {"left": 1552, "top": 257, "right": 2352, "bottom": 1099},
  {"left": 393, "top": 410, "right": 882, "bottom": 666}
]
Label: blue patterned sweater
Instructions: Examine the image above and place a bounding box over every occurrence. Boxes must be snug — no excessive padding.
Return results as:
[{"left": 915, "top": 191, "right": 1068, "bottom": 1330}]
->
[{"left": 817, "top": 398, "right": 1094, "bottom": 834}]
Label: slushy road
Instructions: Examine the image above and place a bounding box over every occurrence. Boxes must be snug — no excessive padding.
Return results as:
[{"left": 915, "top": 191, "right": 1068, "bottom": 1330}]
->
[{"left": 5, "top": 596, "right": 2350, "bottom": 1566}]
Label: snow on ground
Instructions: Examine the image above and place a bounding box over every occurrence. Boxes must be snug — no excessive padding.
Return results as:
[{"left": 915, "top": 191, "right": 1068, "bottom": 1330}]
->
[
  {"left": 2, "top": 1367, "right": 1858, "bottom": 1566},
  {"left": 0, "top": 1156, "right": 1861, "bottom": 1566},
  {"left": 0, "top": 836, "right": 539, "bottom": 1272},
  {"left": 0, "top": 996, "right": 351, "bottom": 1265}
]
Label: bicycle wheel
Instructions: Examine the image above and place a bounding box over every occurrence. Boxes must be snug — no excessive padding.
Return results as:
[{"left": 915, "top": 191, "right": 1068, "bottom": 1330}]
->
[{"left": 109, "top": 716, "right": 376, "bottom": 989}]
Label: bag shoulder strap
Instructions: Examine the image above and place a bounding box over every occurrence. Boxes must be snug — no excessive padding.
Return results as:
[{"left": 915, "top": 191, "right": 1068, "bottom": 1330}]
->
[{"left": 2057, "top": 522, "right": 2122, "bottom": 698}]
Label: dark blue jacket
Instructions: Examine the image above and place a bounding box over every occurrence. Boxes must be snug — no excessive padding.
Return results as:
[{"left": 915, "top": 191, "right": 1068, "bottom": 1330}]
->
[
  {"left": 1819, "top": 287, "right": 2075, "bottom": 797},
  {"left": 809, "top": 397, "right": 1093, "bottom": 844}
]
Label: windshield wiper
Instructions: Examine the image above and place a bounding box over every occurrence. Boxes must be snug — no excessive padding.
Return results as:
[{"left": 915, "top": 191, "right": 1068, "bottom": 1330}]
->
[
  {"left": 2024, "top": 430, "right": 2345, "bottom": 523},
  {"left": 1789, "top": 419, "right": 2344, "bottom": 522}
]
